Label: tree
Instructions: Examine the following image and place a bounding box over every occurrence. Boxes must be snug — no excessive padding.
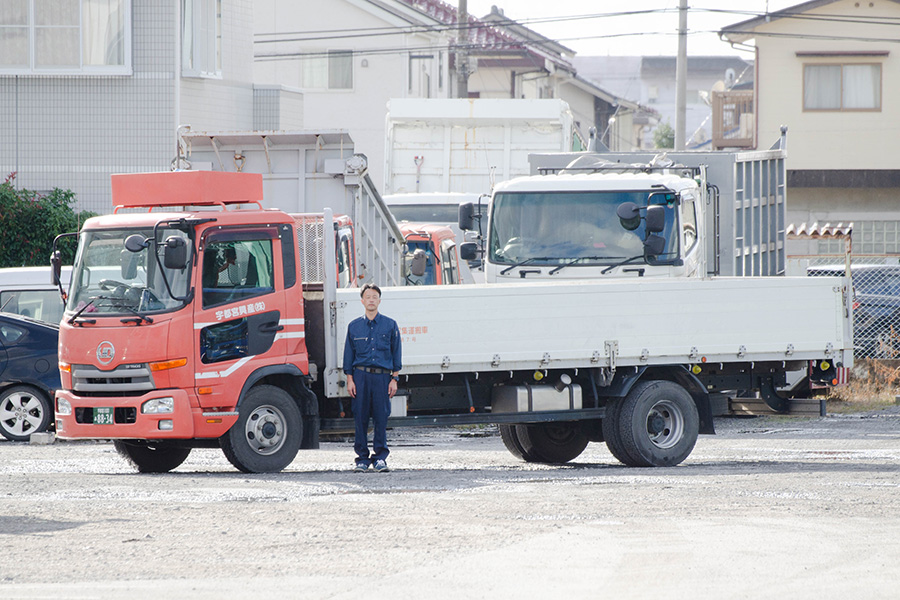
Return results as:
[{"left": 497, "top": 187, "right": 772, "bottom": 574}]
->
[
  {"left": 0, "top": 173, "right": 95, "bottom": 268},
  {"left": 653, "top": 121, "right": 675, "bottom": 150}
]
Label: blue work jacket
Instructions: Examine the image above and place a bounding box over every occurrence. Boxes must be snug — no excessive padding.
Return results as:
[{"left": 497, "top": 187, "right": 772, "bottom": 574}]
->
[{"left": 342, "top": 313, "right": 402, "bottom": 374}]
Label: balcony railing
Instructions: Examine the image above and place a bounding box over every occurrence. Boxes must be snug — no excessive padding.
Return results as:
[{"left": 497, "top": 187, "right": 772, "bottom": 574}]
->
[{"left": 712, "top": 90, "right": 755, "bottom": 150}]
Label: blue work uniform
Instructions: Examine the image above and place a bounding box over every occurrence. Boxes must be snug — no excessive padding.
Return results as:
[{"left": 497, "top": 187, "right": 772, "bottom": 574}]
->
[{"left": 343, "top": 313, "right": 402, "bottom": 466}]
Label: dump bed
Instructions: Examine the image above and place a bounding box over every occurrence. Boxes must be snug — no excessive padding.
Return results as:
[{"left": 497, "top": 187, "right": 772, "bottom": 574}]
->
[{"left": 324, "top": 276, "right": 852, "bottom": 396}]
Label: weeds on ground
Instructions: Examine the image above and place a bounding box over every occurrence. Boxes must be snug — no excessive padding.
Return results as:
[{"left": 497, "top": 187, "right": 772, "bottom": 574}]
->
[{"left": 825, "top": 359, "right": 900, "bottom": 413}]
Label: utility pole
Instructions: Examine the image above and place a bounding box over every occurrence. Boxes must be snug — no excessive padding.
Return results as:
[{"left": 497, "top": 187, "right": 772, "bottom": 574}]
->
[
  {"left": 674, "top": 0, "right": 687, "bottom": 150},
  {"left": 456, "top": 0, "right": 469, "bottom": 98}
]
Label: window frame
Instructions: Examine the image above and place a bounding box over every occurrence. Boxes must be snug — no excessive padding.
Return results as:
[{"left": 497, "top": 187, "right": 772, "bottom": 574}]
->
[
  {"left": 182, "top": 0, "right": 222, "bottom": 79},
  {"left": 299, "top": 49, "right": 353, "bottom": 91},
  {"left": 802, "top": 62, "right": 882, "bottom": 112},
  {"left": 0, "top": 0, "right": 132, "bottom": 75}
]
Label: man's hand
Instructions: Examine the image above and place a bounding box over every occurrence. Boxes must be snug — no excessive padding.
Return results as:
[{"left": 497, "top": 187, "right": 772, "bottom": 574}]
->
[
  {"left": 388, "top": 378, "right": 398, "bottom": 398},
  {"left": 346, "top": 375, "right": 356, "bottom": 398}
]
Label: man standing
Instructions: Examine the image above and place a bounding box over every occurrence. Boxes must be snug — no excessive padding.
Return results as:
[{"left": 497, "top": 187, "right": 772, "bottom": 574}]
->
[{"left": 343, "top": 283, "right": 402, "bottom": 472}]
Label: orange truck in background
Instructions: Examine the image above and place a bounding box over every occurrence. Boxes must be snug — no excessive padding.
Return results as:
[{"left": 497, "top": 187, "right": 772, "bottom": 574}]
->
[{"left": 399, "top": 222, "right": 461, "bottom": 286}]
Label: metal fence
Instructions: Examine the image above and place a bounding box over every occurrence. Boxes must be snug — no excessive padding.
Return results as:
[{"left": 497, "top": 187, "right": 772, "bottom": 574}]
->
[{"left": 802, "top": 254, "right": 900, "bottom": 359}]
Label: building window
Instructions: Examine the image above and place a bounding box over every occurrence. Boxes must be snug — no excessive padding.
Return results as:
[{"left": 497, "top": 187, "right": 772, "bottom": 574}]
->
[
  {"left": 804, "top": 63, "right": 881, "bottom": 111},
  {"left": 0, "top": 0, "right": 130, "bottom": 74},
  {"left": 182, "top": 0, "right": 221, "bottom": 77},
  {"left": 301, "top": 50, "right": 352, "bottom": 90}
]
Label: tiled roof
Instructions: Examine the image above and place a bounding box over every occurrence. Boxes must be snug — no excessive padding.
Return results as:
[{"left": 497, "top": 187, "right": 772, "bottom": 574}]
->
[{"left": 397, "top": 0, "right": 525, "bottom": 50}]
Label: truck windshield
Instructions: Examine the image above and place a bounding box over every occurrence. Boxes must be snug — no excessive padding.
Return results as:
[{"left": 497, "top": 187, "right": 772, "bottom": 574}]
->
[
  {"left": 489, "top": 191, "right": 679, "bottom": 266},
  {"left": 66, "top": 227, "right": 192, "bottom": 315}
]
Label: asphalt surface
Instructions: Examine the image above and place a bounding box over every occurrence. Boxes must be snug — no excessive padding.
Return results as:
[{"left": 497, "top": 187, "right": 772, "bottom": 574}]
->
[{"left": 1, "top": 408, "right": 899, "bottom": 599}]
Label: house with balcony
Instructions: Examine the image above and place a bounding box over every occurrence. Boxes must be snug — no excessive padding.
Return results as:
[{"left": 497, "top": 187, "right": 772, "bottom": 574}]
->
[
  {"left": 720, "top": 0, "right": 900, "bottom": 259},
  {"left": 576, "top": 55, "right": 753, "bottom": 150}
]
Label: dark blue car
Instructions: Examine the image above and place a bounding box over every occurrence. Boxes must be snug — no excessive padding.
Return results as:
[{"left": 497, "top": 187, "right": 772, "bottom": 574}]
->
[{"left": 0, "top": 312, "right": 60, "bottom": 441}]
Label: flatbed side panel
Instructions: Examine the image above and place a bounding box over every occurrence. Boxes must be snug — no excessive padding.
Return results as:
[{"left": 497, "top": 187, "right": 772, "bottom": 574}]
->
[{"left": 328, "top": 277, "right": 850, "bottom": 394}]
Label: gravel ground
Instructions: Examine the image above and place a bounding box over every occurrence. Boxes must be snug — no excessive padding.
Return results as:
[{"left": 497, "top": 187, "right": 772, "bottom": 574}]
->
[{"left": 1, "top": 407, "right": 899, "bottom": 599}]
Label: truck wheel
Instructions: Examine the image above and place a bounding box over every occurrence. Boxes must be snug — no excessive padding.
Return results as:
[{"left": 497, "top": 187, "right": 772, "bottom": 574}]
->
[
  {"left": 498, "top": 424, "right": 526, "bottom": 460},
  {"left": 113, "top": 440, "right": 192, "bottom": 473},
  {"left": 617, "top": 380, "right": 699, "bottom": 467},
  {"left": 220, "top": 385, "right": 302, "bottom": 473},
  {"left": 602, "top": 399, "right": 642, "bottom": 467},
  {"left": 0, "top": 385, "right": 52, "bottom": 442},
  {"left": 516, "top": 422, "right": 589, "bottom": 464},
  {"left": 498, "top": 424, "right": 544, "bottom": 462}
]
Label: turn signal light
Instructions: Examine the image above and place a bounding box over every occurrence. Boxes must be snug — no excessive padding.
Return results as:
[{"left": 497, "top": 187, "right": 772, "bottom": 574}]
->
[
  {"left": 820, "top": 361, "right": 831, "bottom": 371},
  {"left": 150, "top": 357, "right": 187, "bottom": 372},
  {"left": 59, "top": 362, "right": 71, "bottom": 373},
  {"left": 691, "top": 365, "right": 702, "bottom": 374}
]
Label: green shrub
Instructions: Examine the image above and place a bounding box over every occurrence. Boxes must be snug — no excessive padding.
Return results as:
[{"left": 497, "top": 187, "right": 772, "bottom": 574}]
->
[{"left": 0, "top": 173, "right": 94, "bottom": 268}]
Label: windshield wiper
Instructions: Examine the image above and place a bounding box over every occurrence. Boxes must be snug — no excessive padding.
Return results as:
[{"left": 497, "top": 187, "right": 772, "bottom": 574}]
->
[
  {"left": 499, "top": 257, "right": 556, "bottom": 275},
  {"left": 118, "top": 304, "right": 154, "bottom": 325},
  {"left": 601, "top": 255, "right": 648, "bottom": 274},
  {"left": 549, "top": 256, "right": 623, "bottom": 275},
  {"left": 68, "top": 298, "right": 97, "bottom": 325}
]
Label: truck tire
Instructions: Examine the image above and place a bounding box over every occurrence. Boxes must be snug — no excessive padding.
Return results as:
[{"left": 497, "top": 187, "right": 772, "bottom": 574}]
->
[
  {"left": 602, "top": 399, "right": 642, "bottom": 467},
  {"left": 498, "top": 424, "right": 527, "bottom": 460},
  {"left": 220, "top": 385, "right": 302, "bottom": 473},
  {"left": 113, "top": 440, "right": 192, "bottom": 473},
  {"left": 516, "top": 422, "right": 589, "bottom": 464},
  {"left": 499, "top": 424, "right": 546, "bottom": 462},
  {"left": 0, "top": 385, "right": 53, "bottom": 442},
  {"left": 616, "top": 380, "right": 699, "bottom": 467}
]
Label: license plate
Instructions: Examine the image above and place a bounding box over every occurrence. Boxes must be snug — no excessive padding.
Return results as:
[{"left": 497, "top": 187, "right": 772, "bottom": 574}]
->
[{"left": 93, "top": 407, "right": 114, "bottom": 425}]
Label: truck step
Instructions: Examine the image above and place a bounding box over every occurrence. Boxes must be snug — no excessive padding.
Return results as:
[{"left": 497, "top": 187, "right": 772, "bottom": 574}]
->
[{"left": 728, "top": 397, "right": 826, "bottom": 417}]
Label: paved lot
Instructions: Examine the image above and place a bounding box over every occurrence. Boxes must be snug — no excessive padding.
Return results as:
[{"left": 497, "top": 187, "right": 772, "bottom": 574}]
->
[{"left": 1, "top": 408, "right": 899, "bottom": 599}]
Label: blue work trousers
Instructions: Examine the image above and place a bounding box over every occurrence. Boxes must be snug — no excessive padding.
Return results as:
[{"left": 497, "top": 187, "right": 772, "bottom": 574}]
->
[{"left": 352, "top": 369, "right": 391, "bottom": 465}]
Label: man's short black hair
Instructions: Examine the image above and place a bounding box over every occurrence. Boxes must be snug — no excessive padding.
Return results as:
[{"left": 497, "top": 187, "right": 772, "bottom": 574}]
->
[{"left": 360, "top": 283, "right": 382, "bottom": 297}]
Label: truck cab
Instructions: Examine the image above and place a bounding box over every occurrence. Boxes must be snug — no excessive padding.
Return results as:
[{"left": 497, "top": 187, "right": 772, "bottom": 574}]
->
[
  {"left": 462, "top": 170, "right": 705, "bottom": 283},
  {"left": 399, "top": 222, "right": 461, "bottom": 286}
]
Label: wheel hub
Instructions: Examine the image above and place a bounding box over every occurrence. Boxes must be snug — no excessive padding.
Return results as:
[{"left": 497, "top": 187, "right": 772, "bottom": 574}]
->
[
  {"left": 648, "top": 413, "right": 666, "bottom": 436},
  {"left": 244, "top": 406, "right": 286, "bottom": 455}
]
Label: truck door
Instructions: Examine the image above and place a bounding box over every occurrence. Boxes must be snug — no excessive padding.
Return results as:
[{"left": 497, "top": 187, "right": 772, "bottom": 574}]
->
[{"left": 193, "top": 226, "right": 287, "bottom": 401}]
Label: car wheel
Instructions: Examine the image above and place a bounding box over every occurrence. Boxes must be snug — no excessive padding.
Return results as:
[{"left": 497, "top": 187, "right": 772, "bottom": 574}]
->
[{"left": 0, "top": 385, "right": 53, "bottom": 442}]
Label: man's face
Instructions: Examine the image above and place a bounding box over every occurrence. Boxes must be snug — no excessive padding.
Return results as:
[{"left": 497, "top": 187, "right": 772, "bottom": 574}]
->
[{"left": 361, "top": 289, "right": 381, "bottom": 313}]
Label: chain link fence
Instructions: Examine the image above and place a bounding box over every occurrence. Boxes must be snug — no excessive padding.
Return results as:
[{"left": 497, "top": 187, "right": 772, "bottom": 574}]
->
[{"left": 799, "top": 254, "right": 900, "bottom": 359}]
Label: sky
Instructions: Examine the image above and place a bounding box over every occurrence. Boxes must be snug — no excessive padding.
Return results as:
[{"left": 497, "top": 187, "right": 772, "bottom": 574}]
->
[{"left": 463, "top": 1, "right": 799, "bottom": 57}]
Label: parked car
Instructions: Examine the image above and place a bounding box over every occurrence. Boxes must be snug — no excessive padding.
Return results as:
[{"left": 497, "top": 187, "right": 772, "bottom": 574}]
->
[
  {"left": 0, "top": 266, "right": 71, "bottom": 325},
  {"left": 808, "top": 264, "right": 900, "bottom": 357},
  {"left": 0, "top": 312, "right": 60, "bottom": 441}
]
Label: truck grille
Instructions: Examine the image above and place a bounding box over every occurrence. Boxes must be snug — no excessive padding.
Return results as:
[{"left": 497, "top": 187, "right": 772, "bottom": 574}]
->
[{"left": 71, "top": 364, "right": 155, "bottom": 396}]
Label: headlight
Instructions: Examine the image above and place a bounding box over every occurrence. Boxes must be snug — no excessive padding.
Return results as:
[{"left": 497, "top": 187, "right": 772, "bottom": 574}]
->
[
  {"left": 56, "top": 397, "right": 72, "bottom": 416},
  {"left": 141, "top": 397, "right": 175, "bottom": 414}
]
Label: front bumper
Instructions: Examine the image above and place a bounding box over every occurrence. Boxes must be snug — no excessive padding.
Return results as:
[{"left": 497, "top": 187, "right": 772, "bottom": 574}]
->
[{"left": 54, "top": 389, "right": 237, "bottom": 440}]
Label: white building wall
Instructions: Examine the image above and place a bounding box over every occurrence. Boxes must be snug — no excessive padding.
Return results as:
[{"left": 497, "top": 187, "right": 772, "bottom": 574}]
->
[
  {"left": 0, "top": 0, "right": 256, "bottom": 214},
  {"left": 254, "top": 0, "right": 451, "bottom": 192}
]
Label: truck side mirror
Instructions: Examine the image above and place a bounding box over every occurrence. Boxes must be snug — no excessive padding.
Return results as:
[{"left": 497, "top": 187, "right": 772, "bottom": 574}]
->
[
  {"left": 616, "top": 202, "right": 641, "bottom": 231},
  {"left": 409, "top": 248, "right": 427, "bottom": 277},
  {"left": 50, "top": 251, "right": 62, "bottom": 285},
  {"left": 645, "top": 205, "right": 666, "bottom": 233},
  {"left": 125, "top": 234, "right": 149, "bottom": 253},
  {"left": 644, "top": 233, "right": 666, "bottom": 257},
  {"left": 460, "top": 242, "right": 478, "bottom": 261},
  {"left": 163, "top": 236, "right": 188, "bottom": 270},
  {"left": 121, "top": 250, "right": 138, "bottom": 279},
  {"left": 459, "top": 202, "right": 475, "bottom": 231}
]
